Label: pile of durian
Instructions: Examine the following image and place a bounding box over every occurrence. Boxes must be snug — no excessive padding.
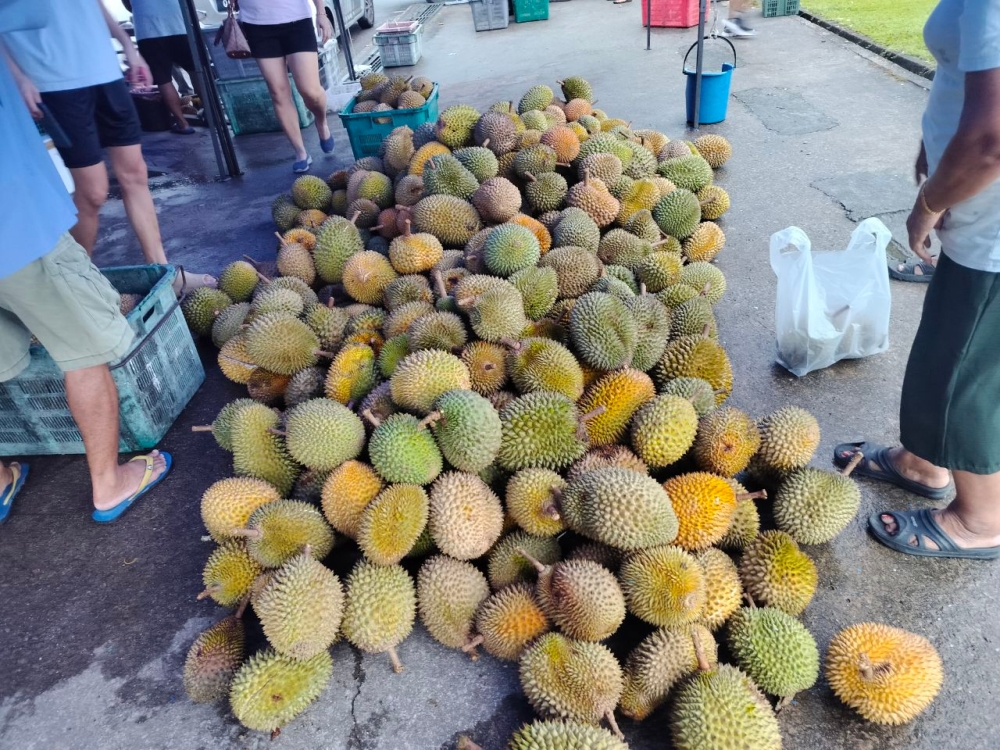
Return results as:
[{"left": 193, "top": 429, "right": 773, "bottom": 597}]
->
[
  {"left": 179, "top": 77, "right": 943, "bottom": 748},
  {"left": 348, "top": 73, "right": 436, "bottom": 114}
]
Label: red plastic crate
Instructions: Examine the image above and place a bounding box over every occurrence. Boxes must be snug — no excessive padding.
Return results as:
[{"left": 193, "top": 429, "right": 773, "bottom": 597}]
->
[{"left": 641, "top": 0, "right": 701, "bottom": 28}]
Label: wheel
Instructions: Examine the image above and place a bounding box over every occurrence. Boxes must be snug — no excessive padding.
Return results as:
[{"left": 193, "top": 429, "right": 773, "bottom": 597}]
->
[{"left": 358, "top": 0, "right": 375, "bottom": 29}]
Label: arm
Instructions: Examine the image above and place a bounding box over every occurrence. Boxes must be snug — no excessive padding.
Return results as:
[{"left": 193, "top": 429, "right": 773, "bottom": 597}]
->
[
  {"left": 907, "top": 69, "right": 1000, "bottom": 259},
  {"left": 313, "top": 0, "right": 333, "bottom": 45},
  {"left": 97, "top": 0, "right": 150, "bottom": 85},
  {"left": 0, "top": 42, "right": 42, "bottom": 118}
]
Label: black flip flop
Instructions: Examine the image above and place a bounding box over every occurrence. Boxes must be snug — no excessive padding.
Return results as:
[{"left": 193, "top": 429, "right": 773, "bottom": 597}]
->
[
  {"left": 833, "top": 442, "right": 953, "bottom": 501},
  {"left": 888, "top": 258, "right": 936, "bottom": 283},
  {"left": 868, "top": 509, "right": 1000, "bottom": 559}
]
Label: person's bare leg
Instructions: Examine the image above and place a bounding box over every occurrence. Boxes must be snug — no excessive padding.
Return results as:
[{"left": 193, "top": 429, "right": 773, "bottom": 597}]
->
[
  {"left": 729, "top": 0, "right": 748, "bottom": 18},
  {"left": 68, "top": 163, "right": 111, "bottom": 255},
  {"left": 287, "top": 52, "right": 330, "bottom": 142},
  {"left": 107, "top": 144, "right": 167, "bottom": 265},
  {"left": 158, "top": 81, "right": 189, "bottom": 130},
  {"left": 64, "top": 365, "right": 166, "bottom": 510},
  {"left": 258, "top": 56, "right": 308, "bottom": 161},
  {"left": 0, "top": 461, "right": 11, "bottom": 488},
  {"left": 879, "top": 469, "right": 1000, "bottom": 550}
]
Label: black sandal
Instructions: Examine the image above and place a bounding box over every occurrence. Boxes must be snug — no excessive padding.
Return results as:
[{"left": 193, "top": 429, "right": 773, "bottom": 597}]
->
[
  {"left": 833, "top": 442, "right": 953, "bottom": 500},
  {"left": 869, "top": 509, "right": 1000, "bottom": 559},
  {"left": 888, "top": 258, "right": 936, "bottom": 283}
]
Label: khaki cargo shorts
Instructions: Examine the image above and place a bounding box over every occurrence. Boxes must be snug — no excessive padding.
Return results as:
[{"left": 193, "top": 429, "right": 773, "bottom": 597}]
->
[{"left": 0, "top": 233, "right": 134, "bottom": 381}]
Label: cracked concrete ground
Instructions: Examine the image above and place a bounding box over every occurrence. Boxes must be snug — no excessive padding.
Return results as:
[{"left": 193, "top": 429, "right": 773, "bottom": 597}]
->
[{"left": 2, "top": 4, "right": 998, "bottom": 749}]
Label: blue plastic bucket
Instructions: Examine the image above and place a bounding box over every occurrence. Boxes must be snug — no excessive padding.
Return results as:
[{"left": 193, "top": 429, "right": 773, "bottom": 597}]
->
[{"left": 683, "top": 37, "right": 736, "bottom": 125}]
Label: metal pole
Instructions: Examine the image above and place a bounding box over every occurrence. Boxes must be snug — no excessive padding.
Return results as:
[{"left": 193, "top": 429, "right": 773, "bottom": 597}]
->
[
  {"left": 692, "top": 0, "right": 706, "bottom": 130},
  {"left": 646, "top": 0, "right": 652, "bottom": 50},
  {"left": 330, "top": 0, "right": 357, "bottom": 81},
  {"left": 178, "top": 0, "right": 241, "bottom": 179}
]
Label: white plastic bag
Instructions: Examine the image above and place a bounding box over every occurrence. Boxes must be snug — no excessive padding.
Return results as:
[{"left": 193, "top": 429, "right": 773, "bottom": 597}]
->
[{"left": 770, "top": 218, "right": 892, "bottom": 377}]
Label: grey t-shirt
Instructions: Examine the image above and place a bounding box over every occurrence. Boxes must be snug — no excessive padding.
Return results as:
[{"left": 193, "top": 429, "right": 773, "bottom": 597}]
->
[{"left": 923, "top": 0, "right": 1000, "bottom": 272}]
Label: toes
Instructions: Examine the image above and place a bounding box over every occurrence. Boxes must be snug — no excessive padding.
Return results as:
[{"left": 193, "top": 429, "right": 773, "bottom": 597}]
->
[{"left": 880, "top": 514, "right": 899, "bottom": 536}]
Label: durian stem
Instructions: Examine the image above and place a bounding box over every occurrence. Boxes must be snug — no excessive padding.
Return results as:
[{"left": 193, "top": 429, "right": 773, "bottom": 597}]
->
[
  {"left": 701, "top": 323, "right": 711, "bottom": 337},
  {"left": 242, "top": 255, "right": 260, "bottom": 268},
  {"left": 196, "top": 584, "right": 221, "bottom": 601},
  {"left": 639, "top": 282, "right": 648, "bottom": 295},
  {"left": 482, "top": 138, "right": 490, "bottom": 148},
  {"left": 229, "top": 527, "right": 263, "bottom": 540},
  {"left": 327, "top": 298, "right": 335, "bottom": 308},
  {"left": 315, "top": 350, "right": 336, "bottom": 358},
  {"left": 842, "top": 451, "right": 864, "bottom": 478},
  {"left": 701, "top": 282, "right": 712, "bottom": 297},
  {"left": 349, "top": 210, "right": 362, "bottom": 226},
  {"left": 433, "top": 269, "right": 449, "bottom": 300},
  {"left": 362, "top": 409, "right": 381, "bottom": 428},
  {"left": 540, "top": 499, "right": 561, "bottom": 520},
  {"left": 191, "top": 425, "right": 213, "bottom": 433},
  {"left": 524, "top": 172, "right": 538, "bottom": 183},
  {"left": 418, "top": 411, "right": 442, "bottom": 430},
  {"left": 255, "top": 270, "right": 271, "bottom": 284},
  {"left": 555, "top": 162, "right": 571, "bottom": 168},
  {"left": 775, "top": 694, "right": 794, "bottom": 712},
  {"left": 235, "top": 593, "right": 251, "bottom": 619},
  {"left": 387, "top": 646, "right": 404, "bottom": 673},
  {"left": 403, "top": 218, "right": 412, "bottom": 237},
  {"left": 456, "top": 296, "right": 476, "bottom": 309},
  {"left": 583, "top": 168, "right": 591, "bottom": 187},
  {"left": 457, "top": 737, "right": 484, "bottom": 750},
  {"left": 274, "top": 231, "right": 286, "bottom": 246},
  {"left": 651, "top": 238, "right": 672, "bottom": 248},
  {"left": 604, "top": 710, "right": 625, "bottom": 741},
  {"left": 270, "top": 728, "right": 281, "bottom": 741},
  {"left": 692, "top": 630, "right": 711, "bottom": 671},
  {"left": 370, "top": 224, "right": 384, "bottom": 231},
  {"left": 498, "top": 337, "right": 521, "bottom": 351},
  {"left": 515, "top": 547, "right": 547, "bottom": 574},
  {"left": 267, "top": 428, "right": 287, "bottom": 437},
  {"left": 482, "top": 362, "right": 496, "bottom": 372},
  {"left": 461, "top": 634, "right": 485, "bottom": 654},
  {"left": 736, "top": 490, "right": 768, "bottom": 502},
  {"left": 857, "top": 654, "right": 875, "bottom": 681}
]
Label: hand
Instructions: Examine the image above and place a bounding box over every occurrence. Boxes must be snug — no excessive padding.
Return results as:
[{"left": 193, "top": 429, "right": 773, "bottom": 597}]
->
[
  {"left": 125, "top": 51, "right": 151, "bottom": 88},
  {"left": 317, "top": 13, "right": 333, "bottom": 45},
  {"left": 906, "top": 189, "right": 945, "bottom": 263},
  {"left": 915, "top": 142, "right": 928, "bottom": 185},
  {"left": 16, "top": 76, "right": 43, "bottom": 119}
]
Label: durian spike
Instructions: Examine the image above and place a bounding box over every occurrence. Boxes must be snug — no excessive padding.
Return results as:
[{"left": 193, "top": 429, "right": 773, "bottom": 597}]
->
[
  {"left": 228, "top": 527, "right": 264, "bottom": 540},
  {"left": 362, "top": 408, "right": 382, "bottom": 428},
  {"left": 736, "top": 490, "right": 768, "bottom": 502},
  {"left": 515, "top": 547, "right": 547, "bottom": 575},
  {"left": 692, "top": 629, "right": 711, "bottom": 672},
  {"left": 457, "top": 737, "right": 484, "bottom": 750},
  {"left": 605, "top": 710, "right": 625, "bottom": 741},
  {"left": 418, "top": 411, "right": 443, "bottom": 430},
  {"left": 461, "top": 634, "right": 485, "bottom": 655},
  {"left": 842, "top": 451, "right": 864, "bottom": 477},
  {"left": 387, "top": 646, "right": 404, "bottom": 674},
  {"left": 196, "top": 583, "right": 222, "bottom": 601},
  {"left": 191, "top": 425, "right": 213, "bottom": 433}
]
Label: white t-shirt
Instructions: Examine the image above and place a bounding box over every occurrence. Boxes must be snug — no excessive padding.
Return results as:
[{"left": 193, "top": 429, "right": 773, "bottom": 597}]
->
[
  {"left": 923, "top": 0, "right": 1000, "bottom": 272},
  {"left": 1, "top": 0, "right": 122, "bottom": 93},
  {"left": 130, "top": 0, "right": 186, "bottom": 41},
  {"left": 238, "top": 0, "right": 315, "bottom": 26}
]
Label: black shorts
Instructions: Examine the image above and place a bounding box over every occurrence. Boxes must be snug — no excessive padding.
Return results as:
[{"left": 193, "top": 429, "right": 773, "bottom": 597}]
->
[
  {"left": 242, "top": 17, "right": 317, "bottom": 59},
  {"left": 137, "top": 34, "right": 195, "bottom": 86},
  {"left": 41, "top": 79, "right": 142, "bottom": 170}
]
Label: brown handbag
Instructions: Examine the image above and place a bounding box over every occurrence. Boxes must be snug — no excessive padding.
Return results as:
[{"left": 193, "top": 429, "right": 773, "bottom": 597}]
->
[{"left": 215, "top": 3, "right": 252, "bottom": 59}]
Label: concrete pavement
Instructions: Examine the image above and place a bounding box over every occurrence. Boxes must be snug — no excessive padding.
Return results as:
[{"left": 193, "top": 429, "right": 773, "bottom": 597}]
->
[{"left": 3, "top": 4, "right": 996, "bottom": 749}]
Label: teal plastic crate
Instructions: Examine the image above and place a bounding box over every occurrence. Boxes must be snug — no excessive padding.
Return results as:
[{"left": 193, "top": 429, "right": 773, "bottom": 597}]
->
[
  {"left": 217, "top": 75, "right": 314, "bottom": 136},
  {"left": 0, "top": 265, "right": 205, "bottom": 456},
  {"left": 514, "top": 0, "right": 549, "bottom": 23},
  {"left": 762, "top": 0, "right": 799, "bottom": 16},
  {"left": 339, "top": 84, "right": 440, "bottom": 159}
]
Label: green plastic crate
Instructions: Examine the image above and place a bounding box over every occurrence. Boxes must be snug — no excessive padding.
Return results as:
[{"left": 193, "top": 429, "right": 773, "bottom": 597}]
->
[
  {"left": 339, "top": 84, "right": 440, "bottom": 160},
  {"left": 0, "top": 265, "right": 205, "bottom": 456},
  {"left": 217, "top": 75, "right": 314, "bottom": 136},
  {"left": 514, "top": 0, "right": 549, "bottom": 23},
  {"left": 762, "top": 0, "right": 799, "bottom": 16}
]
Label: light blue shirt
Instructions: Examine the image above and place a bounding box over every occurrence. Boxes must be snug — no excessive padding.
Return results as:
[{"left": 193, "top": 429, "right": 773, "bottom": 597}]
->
[
  {"left": 130, "top": 0, "right": 186, "bottom": 41},
  {"left": 923, "top": 0, "right": 1000, "bottom": 271},
  {"left": 0, "top": 5, "right": 78, "bottom": 279},
  {"left": 2, "top": 0, "right": 122, "bottom": 93}
]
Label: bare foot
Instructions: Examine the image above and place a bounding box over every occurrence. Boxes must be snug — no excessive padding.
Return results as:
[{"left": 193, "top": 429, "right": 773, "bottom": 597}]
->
[
  {"left": 879, "top": 507, "right": 1000, "bottom": 551},
  {"left": 92, "top": 450, "right": 168, "bottom": 511}
]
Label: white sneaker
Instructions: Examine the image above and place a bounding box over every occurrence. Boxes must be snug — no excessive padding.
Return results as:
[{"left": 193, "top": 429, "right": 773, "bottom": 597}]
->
[{"left": 721, "top": 18, "right": 756, "bottom": 37}]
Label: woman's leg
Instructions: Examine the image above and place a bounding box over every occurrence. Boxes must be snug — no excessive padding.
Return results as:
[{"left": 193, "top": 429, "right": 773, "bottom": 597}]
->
[
  {"left": 287, "top": 51, "right": 331, "bottom": 142},
  {"left": 257, "top": 56, "right": 308, "bottom": 160},
  {"left": 879, "top": 469, "right": 1000, "bottom": 549}
]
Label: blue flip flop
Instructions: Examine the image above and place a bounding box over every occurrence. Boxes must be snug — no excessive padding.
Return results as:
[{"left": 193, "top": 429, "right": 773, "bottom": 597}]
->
[
  {"left": 0, "top": 462, "right": 29, "bottom": 524},
  {"left": 319, "top": 135, "right": 335, "bottom": 154},
  {"left": 292, "top": 155, "right": 313, "bottom": 173},
  {"left": 869, "top": 509, "right": 1000, "bottom": 560},
  {"left": 92, "top": 452, "right": 172, "bottom": 524},
  {"left": 834, "top": 442, "right": 953, "bottom": 500}
]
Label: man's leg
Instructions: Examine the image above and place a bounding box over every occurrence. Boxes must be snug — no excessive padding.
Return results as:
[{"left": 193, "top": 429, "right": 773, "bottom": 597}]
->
[
  {"left": 158, "top": 81, "right": 190, "bottom": 130},
  {"left": 287, "top": 52, "right": 331, "bottom": 143},
  {"left": 106, "top": 144, "right": 167, "bottom": 265},
  {"left": 68, "top": 163, "right": 111, "bottom": 255},
  {"left": 258, "top": 56, "right": 309, "bottom": 161},
  {"left": 64, "top": 364, "right": 166, "bottom": 510},
  {"left": 0, "top": 462, "right": 11, "bottom": 489}
]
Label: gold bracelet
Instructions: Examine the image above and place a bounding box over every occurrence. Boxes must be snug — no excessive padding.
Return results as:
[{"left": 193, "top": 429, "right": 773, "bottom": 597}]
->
[{"left": 919, "top": 186, "right": 944, "bottom": 215}]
